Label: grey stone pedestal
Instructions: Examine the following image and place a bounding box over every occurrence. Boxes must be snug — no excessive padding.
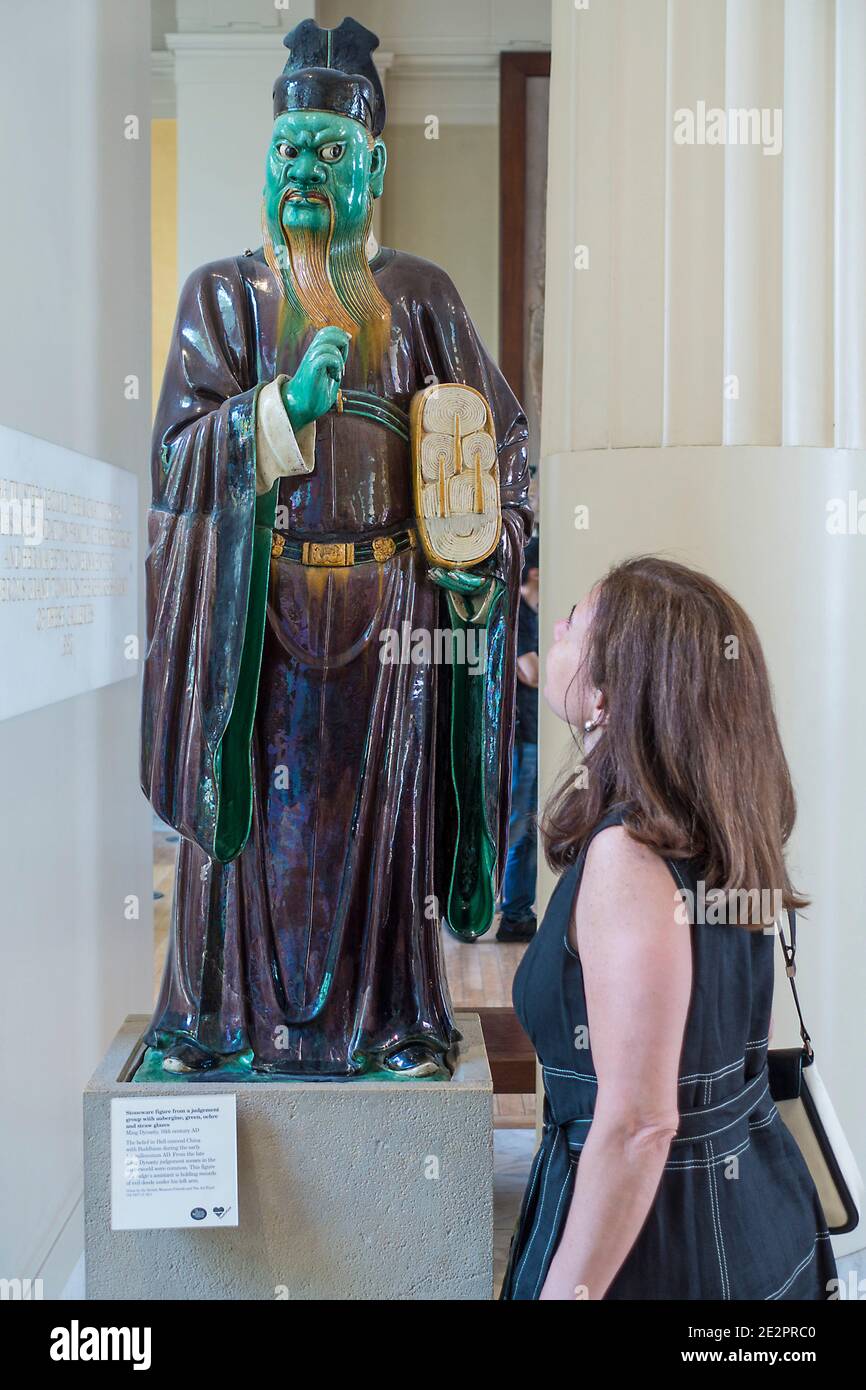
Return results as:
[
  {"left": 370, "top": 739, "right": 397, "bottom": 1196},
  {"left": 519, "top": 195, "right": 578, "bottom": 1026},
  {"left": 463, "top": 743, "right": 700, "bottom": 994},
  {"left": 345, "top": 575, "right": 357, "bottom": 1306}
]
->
[{"left": 84, "top": 1013, "right": 493, "bottom": 1300}]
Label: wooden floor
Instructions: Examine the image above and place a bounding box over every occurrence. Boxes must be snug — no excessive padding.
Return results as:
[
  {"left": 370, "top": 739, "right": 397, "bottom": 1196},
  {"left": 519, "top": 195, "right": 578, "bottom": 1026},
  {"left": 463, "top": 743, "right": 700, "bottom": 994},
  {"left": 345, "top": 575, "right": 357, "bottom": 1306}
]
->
[
  {"left": 153, "top": 831, "right": 535, "bottom": 1124},
  {"left": 441, "top": 929, "right": 536, "bottom": 1126}
]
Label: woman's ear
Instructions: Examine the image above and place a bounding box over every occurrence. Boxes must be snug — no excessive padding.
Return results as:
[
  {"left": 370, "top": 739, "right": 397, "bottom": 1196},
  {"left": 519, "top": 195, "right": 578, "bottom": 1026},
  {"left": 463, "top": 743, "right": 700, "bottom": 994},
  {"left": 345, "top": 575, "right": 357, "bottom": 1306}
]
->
[
  {"left": 370, "top": 139, "right": 387, "bottom": 199},
  {"left": 590, "top": 689, "right": 608, "bottom": 730}
]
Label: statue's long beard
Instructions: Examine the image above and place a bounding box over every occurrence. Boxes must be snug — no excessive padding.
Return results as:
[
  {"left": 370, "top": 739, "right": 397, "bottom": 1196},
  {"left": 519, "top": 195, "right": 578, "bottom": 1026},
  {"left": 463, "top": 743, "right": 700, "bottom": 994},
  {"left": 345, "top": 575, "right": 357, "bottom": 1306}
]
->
[{"left": 263, "top": 190, "right": 391, "bottom": 370}]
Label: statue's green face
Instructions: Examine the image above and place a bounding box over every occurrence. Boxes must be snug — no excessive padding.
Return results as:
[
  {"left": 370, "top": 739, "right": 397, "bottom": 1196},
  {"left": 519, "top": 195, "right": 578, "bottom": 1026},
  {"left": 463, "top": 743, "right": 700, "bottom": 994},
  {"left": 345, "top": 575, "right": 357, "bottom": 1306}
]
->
[
  {"left": 263, "top": 109, "right": 386, "bottom": 238},
  {"left": 262, "top": 108, "right": 392, "bottom": 364}
]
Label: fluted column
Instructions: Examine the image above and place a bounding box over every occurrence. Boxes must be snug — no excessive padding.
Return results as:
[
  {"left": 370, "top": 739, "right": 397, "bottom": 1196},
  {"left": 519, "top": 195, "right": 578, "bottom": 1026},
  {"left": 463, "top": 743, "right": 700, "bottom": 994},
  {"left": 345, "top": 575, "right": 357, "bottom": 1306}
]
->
[
  {"left": 665, "top": 0, "right": 726, "bottom": 445},
  {"left": 722, "top": 0, "right": 784, "bottom": 444},
  {"left": 835, "top": 0, "right": 866, "bottom": 449},
  {"left": 782, "top": 0, "right": 835, "bottom": 446},
  {"left": 541, "top": 0, "right": 866, "bottom": 1251},
  {"left": 544, "top": 0, "right": 866, "bottom": 452}
]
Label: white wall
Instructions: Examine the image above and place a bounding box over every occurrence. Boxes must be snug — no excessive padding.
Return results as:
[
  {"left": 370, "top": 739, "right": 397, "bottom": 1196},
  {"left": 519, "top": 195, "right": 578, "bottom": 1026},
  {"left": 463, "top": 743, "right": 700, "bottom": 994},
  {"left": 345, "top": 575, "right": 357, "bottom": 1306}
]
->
[
  {"left": 318, "top": 0, "right": 551, "bottom": 49},
  {"left": 152, "top": 0, "right": 177, "bottom": 49},
  {"left": 381, "top": 124, "right": 500, "bottom": 353},
  {"left": 167, "top": 0, "right": 316, "bottom": 277},
  {"left": 0, "top": 0, "right": 153, "bottom": 1295}
]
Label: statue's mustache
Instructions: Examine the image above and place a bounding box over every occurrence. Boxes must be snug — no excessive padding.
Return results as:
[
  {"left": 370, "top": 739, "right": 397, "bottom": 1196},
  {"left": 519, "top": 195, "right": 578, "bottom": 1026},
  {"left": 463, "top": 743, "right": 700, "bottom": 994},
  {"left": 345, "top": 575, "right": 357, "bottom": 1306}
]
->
[
  {"left": 266, "top": 186, "right": 334, "bottom": 275},
  {"left": 283, "top": 188, "right": 330, "bottom": 205}
]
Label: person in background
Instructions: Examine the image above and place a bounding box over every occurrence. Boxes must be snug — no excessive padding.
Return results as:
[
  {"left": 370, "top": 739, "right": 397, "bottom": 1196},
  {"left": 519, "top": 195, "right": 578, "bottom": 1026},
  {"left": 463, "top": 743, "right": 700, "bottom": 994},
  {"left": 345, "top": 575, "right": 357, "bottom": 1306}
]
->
[{"left": 497, "top": 535, "right": 540, "bottom": 943}]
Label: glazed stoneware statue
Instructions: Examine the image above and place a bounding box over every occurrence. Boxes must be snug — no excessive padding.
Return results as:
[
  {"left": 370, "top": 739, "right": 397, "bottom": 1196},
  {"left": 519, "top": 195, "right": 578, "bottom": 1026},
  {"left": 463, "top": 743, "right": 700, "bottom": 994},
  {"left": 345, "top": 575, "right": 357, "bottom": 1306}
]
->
[{"left": 141, "top": 17, "right": 532, "bottom": 1079}]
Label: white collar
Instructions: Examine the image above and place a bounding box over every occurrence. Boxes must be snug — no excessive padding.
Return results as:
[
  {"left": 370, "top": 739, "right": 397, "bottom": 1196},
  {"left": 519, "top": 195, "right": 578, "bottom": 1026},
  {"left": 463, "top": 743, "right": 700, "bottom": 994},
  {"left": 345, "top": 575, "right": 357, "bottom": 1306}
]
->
[{"left": 366, "top": 231, "right": 380, "bottom": 262}]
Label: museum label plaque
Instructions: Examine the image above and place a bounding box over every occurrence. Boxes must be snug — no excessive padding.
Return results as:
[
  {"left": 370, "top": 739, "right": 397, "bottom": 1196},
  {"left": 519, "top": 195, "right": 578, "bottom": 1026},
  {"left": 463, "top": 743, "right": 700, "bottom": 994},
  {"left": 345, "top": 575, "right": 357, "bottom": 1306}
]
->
[
  {"left": 110, "top": 1095, "right": 239, "bottom": 1231},
  {"left": 0, "top": 424, "right": 138, "bottom": 720}
]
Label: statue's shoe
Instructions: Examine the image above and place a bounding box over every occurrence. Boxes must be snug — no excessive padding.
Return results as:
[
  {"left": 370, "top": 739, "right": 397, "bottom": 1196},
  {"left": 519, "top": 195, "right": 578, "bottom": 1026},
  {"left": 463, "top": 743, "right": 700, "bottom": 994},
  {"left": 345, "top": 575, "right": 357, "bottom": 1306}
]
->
[
  {"left": 161, "top": 1039, "right": 221, "bottom": 1074},
  {"left": 384, "top": 1045, "right": 447, "bottom": 1079}
]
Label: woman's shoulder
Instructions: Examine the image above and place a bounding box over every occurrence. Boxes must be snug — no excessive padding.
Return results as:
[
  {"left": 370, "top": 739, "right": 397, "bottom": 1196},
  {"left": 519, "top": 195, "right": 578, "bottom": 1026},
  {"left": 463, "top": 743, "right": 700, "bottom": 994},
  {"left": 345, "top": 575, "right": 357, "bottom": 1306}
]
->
[
  {"left": 577, "top": 805, "right": 700, "bottom": 891},
  {"left": 568, "top": 824, "right": 693, "bottom": 985},
  {"left": 581, "top": 824, "right": 683, "bottom": 914}
]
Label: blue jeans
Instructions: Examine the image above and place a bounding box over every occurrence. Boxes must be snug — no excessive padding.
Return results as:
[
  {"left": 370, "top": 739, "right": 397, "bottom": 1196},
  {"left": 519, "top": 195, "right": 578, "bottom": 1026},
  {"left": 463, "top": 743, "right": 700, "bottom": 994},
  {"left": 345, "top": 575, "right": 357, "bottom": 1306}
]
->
[{"left": 500, "top": 740, "right": 538, "bottom": 923}]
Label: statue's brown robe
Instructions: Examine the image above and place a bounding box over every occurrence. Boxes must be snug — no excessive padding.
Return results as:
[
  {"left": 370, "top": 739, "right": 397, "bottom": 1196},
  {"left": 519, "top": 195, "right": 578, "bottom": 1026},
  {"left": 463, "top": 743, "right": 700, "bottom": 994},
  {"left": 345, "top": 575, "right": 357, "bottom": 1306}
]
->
[{"left": 142, "top": 245, "right": 532, "bottom": 1074}]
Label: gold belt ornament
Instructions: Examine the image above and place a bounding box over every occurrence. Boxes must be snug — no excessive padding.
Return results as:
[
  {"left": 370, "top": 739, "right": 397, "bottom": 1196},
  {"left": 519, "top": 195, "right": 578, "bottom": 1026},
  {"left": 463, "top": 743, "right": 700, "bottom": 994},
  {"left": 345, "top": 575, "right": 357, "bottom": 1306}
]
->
[
  {"left": 371, "top": 536, "right": 397, "bottom": 562},
  {"left": 271, "top": 532, "right": 410, "bottom": 566},
  {"left": 303, "top": 540, "right": 355, "bottom": 567}
]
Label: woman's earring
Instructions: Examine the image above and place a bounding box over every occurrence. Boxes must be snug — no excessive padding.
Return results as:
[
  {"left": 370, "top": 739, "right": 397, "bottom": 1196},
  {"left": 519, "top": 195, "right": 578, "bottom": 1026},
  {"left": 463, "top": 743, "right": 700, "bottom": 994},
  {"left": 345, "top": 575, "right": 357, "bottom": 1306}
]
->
[{"left": 584, "top": 716, "right": 602, "bottom": 735}]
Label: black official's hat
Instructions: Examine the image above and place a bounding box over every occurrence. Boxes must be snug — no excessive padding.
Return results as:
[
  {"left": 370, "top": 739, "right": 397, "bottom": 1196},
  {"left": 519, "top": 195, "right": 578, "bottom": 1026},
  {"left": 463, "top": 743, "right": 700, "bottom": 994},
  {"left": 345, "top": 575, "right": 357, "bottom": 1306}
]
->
[{"left": 274, "top": 17, "right": 386, "bottom": 137}]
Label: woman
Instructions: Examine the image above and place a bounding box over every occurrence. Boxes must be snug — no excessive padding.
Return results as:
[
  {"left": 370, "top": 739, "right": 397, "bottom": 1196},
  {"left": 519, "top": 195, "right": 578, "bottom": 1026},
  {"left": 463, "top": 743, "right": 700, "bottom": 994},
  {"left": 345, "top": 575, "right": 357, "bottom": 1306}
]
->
[{"left": 501, "top": 557, "right": 836, "bottom": 1301}]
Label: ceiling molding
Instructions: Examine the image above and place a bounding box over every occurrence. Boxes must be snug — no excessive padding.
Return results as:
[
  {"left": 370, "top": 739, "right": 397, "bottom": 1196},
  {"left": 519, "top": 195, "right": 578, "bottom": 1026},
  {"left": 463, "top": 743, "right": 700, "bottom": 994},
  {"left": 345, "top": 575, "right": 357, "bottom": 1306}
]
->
[
  {"left": 166, "top": 31, "right": 289, "bottom": 52},
  {"left": 152, "top": 52, "right": 176, "bottom": 120},
  {"left": 154, "top": 36, "right": 549, "bottom": 127}
]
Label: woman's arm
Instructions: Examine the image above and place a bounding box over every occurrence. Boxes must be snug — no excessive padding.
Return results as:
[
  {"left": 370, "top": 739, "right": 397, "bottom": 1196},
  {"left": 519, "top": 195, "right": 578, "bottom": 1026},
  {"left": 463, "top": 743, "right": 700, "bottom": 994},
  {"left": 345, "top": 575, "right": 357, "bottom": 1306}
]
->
[
  {"left": 540, "top": 826, "right": 693, "bottom": 1300},
  {"left": 516, "top": 651, "right": 539, "bottom": 687}
]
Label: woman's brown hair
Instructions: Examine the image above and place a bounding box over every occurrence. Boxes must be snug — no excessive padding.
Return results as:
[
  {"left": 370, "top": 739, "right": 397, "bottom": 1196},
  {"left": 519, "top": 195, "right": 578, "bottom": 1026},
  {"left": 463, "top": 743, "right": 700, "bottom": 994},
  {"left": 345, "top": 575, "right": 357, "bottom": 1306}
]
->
[{"left": 541, "top": 557, "right": 807, "bottom": 919}]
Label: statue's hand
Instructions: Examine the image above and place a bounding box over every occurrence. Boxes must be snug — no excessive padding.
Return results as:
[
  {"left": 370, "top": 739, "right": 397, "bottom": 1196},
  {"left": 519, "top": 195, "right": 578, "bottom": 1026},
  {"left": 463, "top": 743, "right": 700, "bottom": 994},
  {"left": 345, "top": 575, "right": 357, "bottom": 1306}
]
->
[
  {"left": 281, "top": 327, "right": 350, "bottom": 433},
  {"left": 428, "top": 567, "right": 489, "bottom": 595}
]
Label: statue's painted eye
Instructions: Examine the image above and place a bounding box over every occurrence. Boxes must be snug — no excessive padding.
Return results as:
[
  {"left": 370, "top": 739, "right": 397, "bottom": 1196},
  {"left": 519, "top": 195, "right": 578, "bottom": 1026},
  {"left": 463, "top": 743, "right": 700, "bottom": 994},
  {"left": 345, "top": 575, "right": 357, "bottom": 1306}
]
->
[
  {"left": 276, "top": 142, "right": 298, "bottom": 160},
  {"left": 319, "top": 143, "right": 345, "bottom": 164}
]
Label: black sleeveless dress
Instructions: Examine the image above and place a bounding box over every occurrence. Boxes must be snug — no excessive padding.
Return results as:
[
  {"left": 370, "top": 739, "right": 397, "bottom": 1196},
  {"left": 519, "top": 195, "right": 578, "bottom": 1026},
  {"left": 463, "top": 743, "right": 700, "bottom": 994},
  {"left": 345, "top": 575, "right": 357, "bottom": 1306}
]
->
[{"left": 501, "top": 807, "right": 836, "bottom": 1301}]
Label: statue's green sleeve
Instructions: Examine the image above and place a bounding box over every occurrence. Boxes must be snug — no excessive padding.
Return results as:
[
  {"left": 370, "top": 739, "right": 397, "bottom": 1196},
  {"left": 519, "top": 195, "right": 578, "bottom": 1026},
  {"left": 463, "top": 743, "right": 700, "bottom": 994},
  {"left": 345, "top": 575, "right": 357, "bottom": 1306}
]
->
[
  {"left": 212, "top": 485, "right": 277, "bottom": 864},
  {"left": 440, "top": 576, "right": 509, "bottom": 940}
]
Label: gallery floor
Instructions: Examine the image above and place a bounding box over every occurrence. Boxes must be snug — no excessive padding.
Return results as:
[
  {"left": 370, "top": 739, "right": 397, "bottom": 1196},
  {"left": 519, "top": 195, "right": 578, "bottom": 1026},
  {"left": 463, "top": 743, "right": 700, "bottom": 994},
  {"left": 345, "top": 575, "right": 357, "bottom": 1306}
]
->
[{"left": 153, "top": 826, "right": 536, "bottom": 1294}]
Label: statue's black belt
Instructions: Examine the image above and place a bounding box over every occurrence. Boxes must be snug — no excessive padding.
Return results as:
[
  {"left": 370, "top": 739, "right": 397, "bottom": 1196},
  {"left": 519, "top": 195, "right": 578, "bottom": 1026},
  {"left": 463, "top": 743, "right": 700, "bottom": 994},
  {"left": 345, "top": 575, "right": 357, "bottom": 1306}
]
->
[
  {"left": 334, "top": 389, "right": 410, "bottom": 444},
  {"left": 272, "top": 527, "right": 416, "bottom": 567}
]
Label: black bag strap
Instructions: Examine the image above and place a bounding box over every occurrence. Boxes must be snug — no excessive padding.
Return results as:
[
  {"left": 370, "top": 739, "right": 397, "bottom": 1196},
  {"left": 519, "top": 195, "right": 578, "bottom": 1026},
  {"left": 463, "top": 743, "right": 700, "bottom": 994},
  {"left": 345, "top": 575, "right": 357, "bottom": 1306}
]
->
[{"left": 776, "top": 909, "right": 813, "bottom": 1059}]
